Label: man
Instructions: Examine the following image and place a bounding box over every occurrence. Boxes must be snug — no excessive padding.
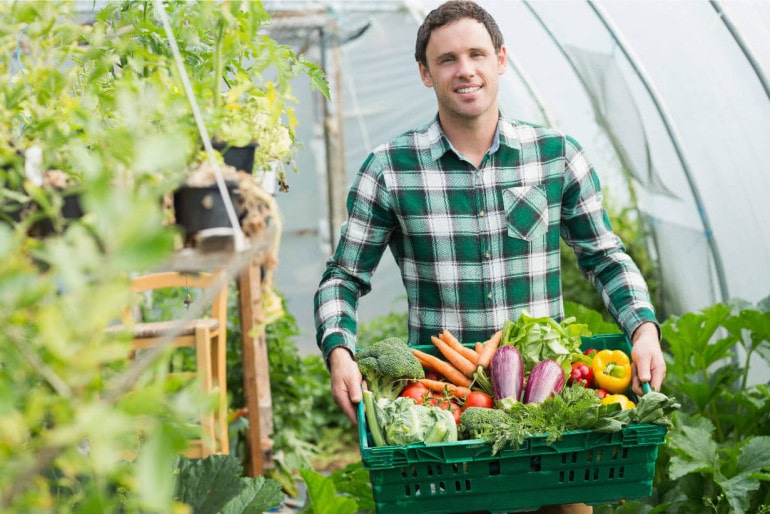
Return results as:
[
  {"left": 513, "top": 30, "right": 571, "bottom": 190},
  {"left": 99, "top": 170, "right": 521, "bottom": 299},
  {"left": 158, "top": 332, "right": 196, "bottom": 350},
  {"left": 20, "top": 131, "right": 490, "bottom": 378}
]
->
[{"left": 314, "top": 2, "right": 666, "bottom": 511}]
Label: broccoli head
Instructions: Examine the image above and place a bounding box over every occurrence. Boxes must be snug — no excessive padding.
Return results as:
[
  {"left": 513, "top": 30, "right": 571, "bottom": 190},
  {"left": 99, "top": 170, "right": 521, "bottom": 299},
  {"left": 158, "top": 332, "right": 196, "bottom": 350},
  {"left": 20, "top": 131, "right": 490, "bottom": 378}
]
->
[
  {"left": 355, "top": 337, "right": 424, "bottom": 400},
  {"left": 459, "top": 406, "right": 528, "bottom": 454},
  {"left": 459, "top": 406, "right": 511, "bottom": 441}
]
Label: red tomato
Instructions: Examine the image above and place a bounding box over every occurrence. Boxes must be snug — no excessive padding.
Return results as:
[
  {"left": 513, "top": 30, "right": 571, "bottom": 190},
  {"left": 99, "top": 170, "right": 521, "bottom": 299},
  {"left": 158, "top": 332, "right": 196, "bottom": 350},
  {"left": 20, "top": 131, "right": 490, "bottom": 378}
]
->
[
  {"left": 430, "top": 397, "right": 462, "bottom": 424},
  {"left": 450, "top": 402, "right": 462, "bottom": 424},
  {"left": 425, "top": 370, "right": 443, "bottom": 381},
  {"left": 463, "top": 391, "right": 494, "bottom": 410},
  {"left": 569, "top": 362, "right": 595, "bottom": 388},
  {"left": 400, "top": 382, "right": 430, "bottom": 404}
]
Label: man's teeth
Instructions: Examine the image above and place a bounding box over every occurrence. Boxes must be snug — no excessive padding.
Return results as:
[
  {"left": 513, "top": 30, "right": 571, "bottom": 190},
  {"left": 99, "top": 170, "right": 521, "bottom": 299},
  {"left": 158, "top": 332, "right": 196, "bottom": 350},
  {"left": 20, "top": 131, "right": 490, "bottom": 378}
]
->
[{"left": 457, "top": 86, "right": 480, "bottom": 93}]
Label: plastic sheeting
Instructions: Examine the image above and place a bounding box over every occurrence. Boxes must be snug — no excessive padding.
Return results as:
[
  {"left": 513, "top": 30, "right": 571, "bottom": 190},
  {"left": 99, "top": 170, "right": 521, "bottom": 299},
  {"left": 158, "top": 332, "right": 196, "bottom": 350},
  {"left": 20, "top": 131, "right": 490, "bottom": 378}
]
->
[{"left": 265, "top": 1, "right": 770, "bottom": 350}]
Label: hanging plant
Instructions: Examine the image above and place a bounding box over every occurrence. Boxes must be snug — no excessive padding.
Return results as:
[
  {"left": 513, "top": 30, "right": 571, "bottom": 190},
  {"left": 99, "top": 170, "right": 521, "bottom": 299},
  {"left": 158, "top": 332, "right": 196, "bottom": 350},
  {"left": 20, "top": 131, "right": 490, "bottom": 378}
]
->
[{"left": 100, "top": 0, "right": 328, "bottom": 189}]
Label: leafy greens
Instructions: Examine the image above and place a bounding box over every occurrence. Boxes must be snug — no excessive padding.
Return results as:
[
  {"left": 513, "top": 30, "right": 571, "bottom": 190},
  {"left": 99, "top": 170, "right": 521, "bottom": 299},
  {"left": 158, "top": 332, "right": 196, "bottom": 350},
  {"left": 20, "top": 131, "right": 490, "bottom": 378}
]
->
[{"left": 501, "top": 311, "right": 591, "bottom": 376}]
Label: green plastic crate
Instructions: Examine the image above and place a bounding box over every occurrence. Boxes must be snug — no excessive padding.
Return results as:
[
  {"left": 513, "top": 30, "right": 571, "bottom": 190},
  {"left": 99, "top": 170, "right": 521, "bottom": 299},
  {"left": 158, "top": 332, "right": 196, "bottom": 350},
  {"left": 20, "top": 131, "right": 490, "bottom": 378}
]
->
[{"left": 357, "top": 333, "right": 668, "bottom": 513}]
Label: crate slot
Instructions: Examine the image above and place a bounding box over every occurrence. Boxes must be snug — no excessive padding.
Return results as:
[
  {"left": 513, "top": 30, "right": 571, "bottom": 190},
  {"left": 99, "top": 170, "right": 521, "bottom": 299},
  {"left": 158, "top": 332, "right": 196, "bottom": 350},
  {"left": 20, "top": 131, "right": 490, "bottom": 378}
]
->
[
  {"left": 561, "top": 451, "right": 579, "bottom": 465},
  {"left": 583, "top": 467, "right": 600, "bottom": 481},
  {"left": 529, "top": 456, "right": 541, "bottom": 472},
  {"left": 489, "top": 459, "right": 501, "bottom": 476},
  {"left": 454, "top": 479, "right": 471, "bottom": 492}
]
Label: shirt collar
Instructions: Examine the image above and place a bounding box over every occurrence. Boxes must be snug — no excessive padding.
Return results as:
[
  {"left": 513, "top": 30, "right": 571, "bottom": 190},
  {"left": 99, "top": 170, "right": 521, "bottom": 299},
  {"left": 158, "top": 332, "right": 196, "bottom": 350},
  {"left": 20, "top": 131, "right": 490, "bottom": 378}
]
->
[{"left": 427, "top": 113, "right": 522, "bottom": 163}]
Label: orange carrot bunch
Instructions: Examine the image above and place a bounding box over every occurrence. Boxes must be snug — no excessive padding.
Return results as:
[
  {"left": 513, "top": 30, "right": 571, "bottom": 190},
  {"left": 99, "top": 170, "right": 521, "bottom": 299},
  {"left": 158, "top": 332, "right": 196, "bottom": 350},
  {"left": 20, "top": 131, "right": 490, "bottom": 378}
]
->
[{"left": 410, "top": 329, "right": 502, "bottom": 399}]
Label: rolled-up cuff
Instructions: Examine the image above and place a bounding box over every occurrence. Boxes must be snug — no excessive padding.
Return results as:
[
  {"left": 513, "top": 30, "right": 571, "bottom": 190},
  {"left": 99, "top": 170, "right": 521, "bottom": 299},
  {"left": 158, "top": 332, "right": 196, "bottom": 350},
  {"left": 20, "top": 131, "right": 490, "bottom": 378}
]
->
[
  {"left": 321, "top": 332, "right": 356, "bottom": 370},
  {"left": 623, "top": 310, "right": 661, "bottom": 342}
]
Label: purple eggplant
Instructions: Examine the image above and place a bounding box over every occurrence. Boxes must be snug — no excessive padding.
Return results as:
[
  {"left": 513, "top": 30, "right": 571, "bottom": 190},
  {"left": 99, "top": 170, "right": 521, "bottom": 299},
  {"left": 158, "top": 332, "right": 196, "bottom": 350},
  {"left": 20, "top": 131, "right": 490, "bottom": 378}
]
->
[
  {"left": 523, "top": 359, "right": 565, "bottom": 404},
  {"left": 490, "top": 345, "right": 524, "bottom": 411}
]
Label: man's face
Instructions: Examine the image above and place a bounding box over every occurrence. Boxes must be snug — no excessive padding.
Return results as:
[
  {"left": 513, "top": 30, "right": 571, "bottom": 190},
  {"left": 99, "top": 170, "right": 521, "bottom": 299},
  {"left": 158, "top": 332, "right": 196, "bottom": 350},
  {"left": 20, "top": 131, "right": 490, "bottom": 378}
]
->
[{"left": 419, "top": 18, "right": 506, "bottom": 124}]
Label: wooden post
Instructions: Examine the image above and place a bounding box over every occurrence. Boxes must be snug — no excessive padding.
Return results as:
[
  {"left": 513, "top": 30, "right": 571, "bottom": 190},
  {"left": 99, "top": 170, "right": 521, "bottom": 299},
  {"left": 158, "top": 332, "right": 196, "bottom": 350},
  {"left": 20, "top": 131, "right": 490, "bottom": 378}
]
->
[{"left": 238, "top": 260, "right": 274, "bottom": 476}]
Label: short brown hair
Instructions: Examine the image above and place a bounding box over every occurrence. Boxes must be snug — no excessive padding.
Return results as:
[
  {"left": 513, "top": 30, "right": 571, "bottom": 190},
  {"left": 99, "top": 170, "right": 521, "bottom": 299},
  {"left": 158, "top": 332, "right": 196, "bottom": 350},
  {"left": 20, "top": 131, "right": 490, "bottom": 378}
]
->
[{"left": 414, "top": 1, "right": 504, "bottom": 67}]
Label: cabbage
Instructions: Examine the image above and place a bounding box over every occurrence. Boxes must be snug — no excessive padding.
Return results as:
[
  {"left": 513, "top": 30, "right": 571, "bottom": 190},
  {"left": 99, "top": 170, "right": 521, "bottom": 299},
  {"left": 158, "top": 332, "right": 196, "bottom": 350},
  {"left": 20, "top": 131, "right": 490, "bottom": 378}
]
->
[{"left": 379, "top": 397, "right": 458, "bottom": 446}]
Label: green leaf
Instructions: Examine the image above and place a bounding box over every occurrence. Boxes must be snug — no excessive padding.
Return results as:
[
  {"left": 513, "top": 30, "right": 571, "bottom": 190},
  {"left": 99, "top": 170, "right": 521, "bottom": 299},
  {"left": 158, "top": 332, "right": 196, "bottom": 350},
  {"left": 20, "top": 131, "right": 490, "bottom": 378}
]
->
[
  {"left": 300, "top": 468, "right": 358, "bottom": 514},
  {"left": 662, "top": 304, "right": 733, "bottom": 377},
  {"left": 725, "top": 310, "right": 770, "bottom": 368},
  {"left": 175, "top": 454, "right": 245, "bottom": 514},
  {"left": 135, "top": 425, "right": 182, "bottom": 511},
  {"left": 718, "top": 473, "right": 760, "bottom": 514},
  {"left": 329, "top": 462, "right": 374, "bottom": 513},
  {"left": 668, "top": 423, "right": 720, "bottom": 480},
  {"left": 736, "top": 436, "right": 770, "bottom": 476},
  {"left": 564, "top": 301, "right": 619, "bottom": 334},
  {"left": 668, "top": 378, "right": 714, "bottom": 412},
  {"left": 220, "top": 475, "right": 285, "bottom": 514}
]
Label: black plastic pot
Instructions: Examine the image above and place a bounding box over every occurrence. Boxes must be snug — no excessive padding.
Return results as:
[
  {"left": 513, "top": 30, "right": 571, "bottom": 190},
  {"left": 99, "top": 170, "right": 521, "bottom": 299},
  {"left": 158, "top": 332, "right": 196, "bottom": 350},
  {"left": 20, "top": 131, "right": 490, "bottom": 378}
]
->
[
  {"left": 173, "top": 181, "right": 241, "bottom": 242},
  {"left": 1, "top": 200, "right": 27, "bottom": 224},
  {"left": 212, "top": 141, "right": 258, "bottom": 173},
  {"left": 29, "top": 191, "right": 85, "bottom": 237}
]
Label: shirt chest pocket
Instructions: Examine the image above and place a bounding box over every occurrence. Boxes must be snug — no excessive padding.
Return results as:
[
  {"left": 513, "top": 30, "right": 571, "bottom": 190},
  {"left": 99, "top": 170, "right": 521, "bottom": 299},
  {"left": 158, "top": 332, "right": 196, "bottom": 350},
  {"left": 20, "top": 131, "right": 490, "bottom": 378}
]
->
[{"left": 501, "top": 185, "right": 549, "bottom": 241}]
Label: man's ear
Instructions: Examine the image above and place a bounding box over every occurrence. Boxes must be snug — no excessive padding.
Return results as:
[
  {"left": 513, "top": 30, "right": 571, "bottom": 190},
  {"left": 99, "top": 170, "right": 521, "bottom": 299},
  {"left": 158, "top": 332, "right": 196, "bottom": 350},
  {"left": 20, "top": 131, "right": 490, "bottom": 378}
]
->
[
  {"left": 497, "top": 45, "right": 508, "bottom": 75},
  {"left": 419, "top": 62, "right": 433, "bottom": 88}
]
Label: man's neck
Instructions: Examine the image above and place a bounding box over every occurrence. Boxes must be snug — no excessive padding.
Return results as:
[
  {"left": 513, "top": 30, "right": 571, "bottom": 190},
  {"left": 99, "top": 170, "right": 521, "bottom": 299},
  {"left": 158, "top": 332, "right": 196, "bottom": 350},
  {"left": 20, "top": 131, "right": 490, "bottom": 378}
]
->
[{"left": 439, "top": 111, "right": 499, "bottom": 168}]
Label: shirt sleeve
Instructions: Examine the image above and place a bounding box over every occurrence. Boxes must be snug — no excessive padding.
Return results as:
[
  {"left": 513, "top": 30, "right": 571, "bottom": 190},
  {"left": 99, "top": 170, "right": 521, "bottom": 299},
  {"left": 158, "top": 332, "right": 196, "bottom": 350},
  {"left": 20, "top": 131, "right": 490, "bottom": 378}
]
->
[
  {"left": 313, "top": 151, "right": 396, "bottom": 364},
  {"left": 559, "top": 136, "right": 659, "bottom": 338}
]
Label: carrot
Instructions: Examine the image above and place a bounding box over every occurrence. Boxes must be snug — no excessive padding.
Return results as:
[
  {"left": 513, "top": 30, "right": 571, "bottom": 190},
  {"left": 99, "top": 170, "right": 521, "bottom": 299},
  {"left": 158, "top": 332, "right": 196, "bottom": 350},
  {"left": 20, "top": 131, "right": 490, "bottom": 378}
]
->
[
  {"left": 475, "top": 342, "right": 484, "bottom": 354},
  {"left": 410, "top": 348, "right": 473, "bottom": 388},
  {"left": 439, "top": 329, "right": 478, "bottom": 365},
  {"left": 418, "top": 378, "right": 472, "bottom": 400},
  {"left": 431, "top": 335, "right": 477, "bottom": 379},
  {"left": 476, "top": 329, "right": 503, "bottom": 369}
]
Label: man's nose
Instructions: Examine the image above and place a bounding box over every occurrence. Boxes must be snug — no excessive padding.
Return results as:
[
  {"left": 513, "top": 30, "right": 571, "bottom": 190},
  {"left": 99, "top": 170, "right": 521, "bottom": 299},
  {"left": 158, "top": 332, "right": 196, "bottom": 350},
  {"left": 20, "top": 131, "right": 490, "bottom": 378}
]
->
[{"left": 456, "top": 56, "right": 475, "bottom": 77}]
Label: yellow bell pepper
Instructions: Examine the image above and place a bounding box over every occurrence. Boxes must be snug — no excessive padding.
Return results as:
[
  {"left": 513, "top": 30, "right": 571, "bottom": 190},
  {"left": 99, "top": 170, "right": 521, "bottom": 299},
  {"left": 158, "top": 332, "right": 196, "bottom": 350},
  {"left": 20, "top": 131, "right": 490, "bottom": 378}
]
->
[
  {"left": 601, "top": 394, "right": 635, "bottom": 410},
  {"left": 592, "top": 349, "right": 632, "bottom": 394}
]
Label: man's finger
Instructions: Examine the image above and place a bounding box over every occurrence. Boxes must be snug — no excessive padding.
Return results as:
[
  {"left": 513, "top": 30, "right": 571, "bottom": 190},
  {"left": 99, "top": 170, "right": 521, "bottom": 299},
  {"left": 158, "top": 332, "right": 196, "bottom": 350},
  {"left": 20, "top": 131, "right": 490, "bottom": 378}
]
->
[{"left": 636, "top": 357, "right": 652, "bottom": 384}]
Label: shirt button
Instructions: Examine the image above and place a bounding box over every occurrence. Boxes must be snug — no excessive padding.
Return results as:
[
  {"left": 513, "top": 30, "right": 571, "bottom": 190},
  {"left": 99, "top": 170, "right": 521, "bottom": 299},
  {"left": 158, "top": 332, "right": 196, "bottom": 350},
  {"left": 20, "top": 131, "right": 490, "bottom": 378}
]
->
[
  {"left": 476, "top": 172, "right": 482, "bottom": 179},
  {"left": 479, "top": 210, "right": 485, "bottom": 217},
  {"left": 487, "top": 292, "right": 493, "bottom": 299},
  {"left": 485, "top": 252, "right": 491, "bottom": 259}
]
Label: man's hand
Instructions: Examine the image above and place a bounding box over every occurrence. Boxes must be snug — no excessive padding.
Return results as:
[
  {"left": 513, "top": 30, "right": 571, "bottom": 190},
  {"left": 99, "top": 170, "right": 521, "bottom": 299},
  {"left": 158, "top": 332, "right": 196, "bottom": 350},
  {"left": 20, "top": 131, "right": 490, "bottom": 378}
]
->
[
  {"left": 630, "top": 321, "right": 666, "bottom": 395},
  {"left": 328, "top": 346, "right": 363, "bottom": 425}
]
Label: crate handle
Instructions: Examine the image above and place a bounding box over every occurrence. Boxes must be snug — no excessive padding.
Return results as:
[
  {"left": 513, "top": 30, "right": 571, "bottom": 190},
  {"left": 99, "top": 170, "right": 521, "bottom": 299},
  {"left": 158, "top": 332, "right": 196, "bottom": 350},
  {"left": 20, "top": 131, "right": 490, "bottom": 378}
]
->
[{"left": 356, "top": 391, "right": 369, "bottom": 448}]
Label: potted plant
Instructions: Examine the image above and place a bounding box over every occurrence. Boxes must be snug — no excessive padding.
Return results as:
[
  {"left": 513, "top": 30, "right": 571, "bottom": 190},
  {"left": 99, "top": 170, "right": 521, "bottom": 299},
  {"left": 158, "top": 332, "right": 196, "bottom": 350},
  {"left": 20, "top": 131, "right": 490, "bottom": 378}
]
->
[
  {"left": 97, "top": 0, "right": 328, "bottom": 243},
  {"left": 0, "top": 3, "right": 93, "bottom": 236}
]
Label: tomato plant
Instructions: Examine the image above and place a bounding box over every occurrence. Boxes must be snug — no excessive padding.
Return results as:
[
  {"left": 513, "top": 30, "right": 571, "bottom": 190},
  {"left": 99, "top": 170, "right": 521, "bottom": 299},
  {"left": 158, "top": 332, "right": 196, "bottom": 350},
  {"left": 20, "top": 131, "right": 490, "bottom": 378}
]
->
[{"left": 428, "top": 396, "right": 462, "bottom": 424}]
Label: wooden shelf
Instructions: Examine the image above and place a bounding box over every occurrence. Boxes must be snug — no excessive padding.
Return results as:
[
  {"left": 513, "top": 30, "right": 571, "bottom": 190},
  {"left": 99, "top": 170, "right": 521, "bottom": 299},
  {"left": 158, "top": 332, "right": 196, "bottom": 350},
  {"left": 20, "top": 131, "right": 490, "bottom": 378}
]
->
[{"left": 167, "top": 224, "right": 277, "bottom": 475}]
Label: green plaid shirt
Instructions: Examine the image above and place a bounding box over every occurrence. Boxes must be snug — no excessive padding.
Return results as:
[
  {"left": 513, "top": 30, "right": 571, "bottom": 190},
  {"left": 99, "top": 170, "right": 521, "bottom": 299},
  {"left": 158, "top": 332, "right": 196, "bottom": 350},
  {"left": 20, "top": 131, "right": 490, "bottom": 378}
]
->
[{"left": 314, "top": 115, "right": 657, "bottom": 361}]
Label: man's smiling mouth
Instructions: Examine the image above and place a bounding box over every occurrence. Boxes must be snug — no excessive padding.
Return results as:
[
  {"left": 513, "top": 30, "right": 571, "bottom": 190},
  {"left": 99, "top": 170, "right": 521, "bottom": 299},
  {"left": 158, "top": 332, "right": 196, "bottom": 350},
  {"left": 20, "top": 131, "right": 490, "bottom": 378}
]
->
[{"left": 456, "top": 86, "right": 481, "bottom": 94}]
